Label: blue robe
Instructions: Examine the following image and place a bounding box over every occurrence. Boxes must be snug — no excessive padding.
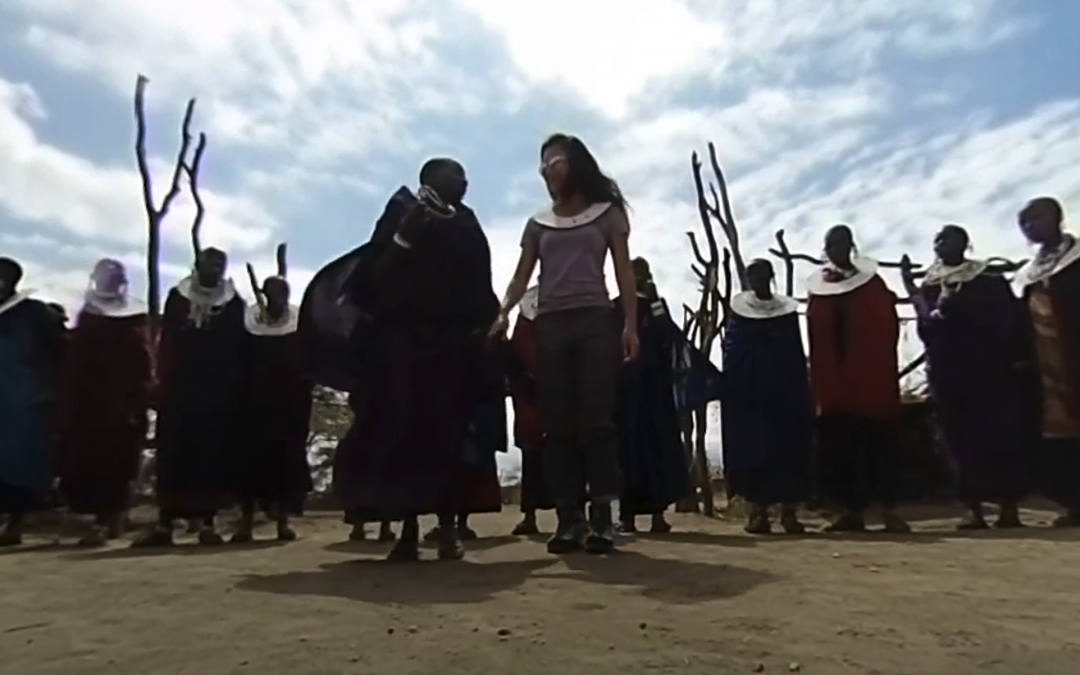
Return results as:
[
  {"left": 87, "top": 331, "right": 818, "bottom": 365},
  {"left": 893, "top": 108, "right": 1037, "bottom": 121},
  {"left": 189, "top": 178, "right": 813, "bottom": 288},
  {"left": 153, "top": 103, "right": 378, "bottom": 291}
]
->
[
  {"left": 614, "top": 297, "right": 721, "bottom": 515},
  {"left": 721, "top": 309, "right": 813, "bottom": 505},
  {"left": 0, "top": 296, "right": 65, "bottom": 512}
]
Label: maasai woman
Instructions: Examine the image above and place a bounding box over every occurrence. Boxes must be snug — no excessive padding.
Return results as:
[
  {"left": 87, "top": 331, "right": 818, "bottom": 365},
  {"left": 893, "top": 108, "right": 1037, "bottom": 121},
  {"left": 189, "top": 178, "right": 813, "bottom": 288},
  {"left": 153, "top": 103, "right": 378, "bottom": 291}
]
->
[
  {"left": 133, "top": 247, "right": 247, "bottom": 547},
  {"left": 1015, "top": 197, "right": 1080, "bottom": 526},
  {"left": 490, "top": 134, "right": 639, "bottom": 555},
  {"left": 507, "top": 286, "right": 556, "bottom": 535},
  {"left": 901, "top": 225, "right": 1031, "bottom": 529},
  {"left": 56, "top": 259, "right": 153, "bottom": 546},
  {"left": 613, "top": 258, "right": 698, "bottom": 533},
  {"left": 806, "top": 225, "right": 909, "bottom": 533},
  {"left": 0, "top": 258, "right": 65, "bottom": 546},
  {"left": 303, "top": 158, "right": 502, "bottom": 562},
  {"left": 230, "top": 273, "right": 314, "bottom": 543},
  {"left": 722, "top": 259, "right": 813, "bottom": 534}
]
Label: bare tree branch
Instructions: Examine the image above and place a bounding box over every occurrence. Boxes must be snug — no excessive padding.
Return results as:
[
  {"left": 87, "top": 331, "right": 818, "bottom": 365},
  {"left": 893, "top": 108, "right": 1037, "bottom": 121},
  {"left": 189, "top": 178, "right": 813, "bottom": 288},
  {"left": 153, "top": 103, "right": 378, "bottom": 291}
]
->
[
  {"left": 275, "top": 243, "right": 288, "bottom": 278},
  {"left": 707, "top": 142, "right": 748, "bottom": 287},
  {"left": 773, "top": 230, "right": 796, "bottom": 297},
  {"left": 186, "top": 131, "right": 207, "bottom": 258},
  {"left": 686, "top": 231, "right": 708, "bottom": 266},
  {"left": 245, "top": 262, "right": 266, "bottom": 313},
  {"left": 133, "top": 74, "right": 204, "bottom": 328}
]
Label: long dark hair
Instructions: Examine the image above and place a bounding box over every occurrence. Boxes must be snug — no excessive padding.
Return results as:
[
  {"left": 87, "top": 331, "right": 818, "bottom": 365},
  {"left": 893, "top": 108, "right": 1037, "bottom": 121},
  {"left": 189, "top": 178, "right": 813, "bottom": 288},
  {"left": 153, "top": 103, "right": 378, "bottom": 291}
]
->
[{"left": 541, "top": 133, "right": 628, "bottom": 210}]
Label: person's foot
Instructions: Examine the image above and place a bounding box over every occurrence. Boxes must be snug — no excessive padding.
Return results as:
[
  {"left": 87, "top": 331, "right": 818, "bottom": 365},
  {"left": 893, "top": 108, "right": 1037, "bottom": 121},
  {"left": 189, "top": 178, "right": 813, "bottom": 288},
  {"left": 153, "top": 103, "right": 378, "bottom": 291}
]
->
[
  {"left": 386, "top": 537, "right": 420, "bottom": 562},
  {"left": 230, "top": 529, "right": 255, "bottom": 544},
  {"left": 649, "top": 515, "right": 672, "bottom": 533},
  {"left": 881, "top": 511, "right": 911, "bottom": 534},
  {"left": 276, "top": 526, "right": 298, "bottom": 542},
  {"left": 0, "top": 530, "right": 22, "bottom": 547},
  {"left": 511, "top": 518, "right": 539, "bottom": 535},
  {"left": 377, "top": 523, "right": 397, "bottom": 542},
  {"left": 437, "top": 529, "right": 465, "bottom": 561},
  {"left": 348, "top": 525, "right": 367, "bottom": 542},
  {"left": 422, "top": 525, "right": 442, "bottom": 542},
  {"left": 584, "top": 503, "right": 616, "bottom": 555},
  {"left": 956, "top": 510, "right": 989, "bottom": 530},
  {"left": 994, "top": 504, "right": 1024, "bottom": 529},
  {"left": 824, "top": 512, "right": 866, "bottom": 533},
  {"left": 99, "top": 514, "right": 123, "bottom": 540},
  {"left": 77, "top": 527, "right": 109, "bottom": 547},
  {"left": 1051, "top": 510, "right": 1080, "bottom": 528},
  {"left": 547, "top": 505, "right": 586, "bottom": 554},
  {"left": 744, "top": 511, "right": 771, "bottom": 535},
  {"left": 131, "top": 526, "right": 174, "bottom": 548},
  {"left": 456, "top": 525, "right": 479, "bottom": 541},
  {"left": 198, "top": 528, "right": 225, "bottom": 546},
  {"left": 779, "top": 508, "right": 806, "bottom": 534}
]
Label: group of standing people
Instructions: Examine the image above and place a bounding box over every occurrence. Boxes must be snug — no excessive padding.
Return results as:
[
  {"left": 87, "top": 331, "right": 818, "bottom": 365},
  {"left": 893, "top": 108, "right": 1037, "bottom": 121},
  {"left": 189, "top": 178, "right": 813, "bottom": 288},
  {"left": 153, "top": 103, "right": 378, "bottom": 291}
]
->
[
  {"left": 719, "top": 196, "right": 1080, "bottom": 534},
  {"left": 2, "top": 128, "right": 1077, "bottom": 558},
  {"left": 0, "top": 250, "right": 316, "bottom": 547},
  {"left": 301, "top": 136, "right": 721, "bottom": 561}
]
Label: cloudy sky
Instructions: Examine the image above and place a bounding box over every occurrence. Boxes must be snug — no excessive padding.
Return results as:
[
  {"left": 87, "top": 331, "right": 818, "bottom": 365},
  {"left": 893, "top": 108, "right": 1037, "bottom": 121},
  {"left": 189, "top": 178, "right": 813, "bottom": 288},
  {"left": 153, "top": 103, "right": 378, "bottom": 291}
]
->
[{"left": 2, "top": 1, "right": 1077, "bottom": 470}]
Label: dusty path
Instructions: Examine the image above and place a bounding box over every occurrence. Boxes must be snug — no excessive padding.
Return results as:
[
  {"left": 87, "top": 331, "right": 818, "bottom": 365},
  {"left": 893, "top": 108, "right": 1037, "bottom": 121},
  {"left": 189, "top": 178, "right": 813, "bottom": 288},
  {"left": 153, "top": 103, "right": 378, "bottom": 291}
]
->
[{"left": 2, "top": 506, "right": 1079, "bottom": 675}]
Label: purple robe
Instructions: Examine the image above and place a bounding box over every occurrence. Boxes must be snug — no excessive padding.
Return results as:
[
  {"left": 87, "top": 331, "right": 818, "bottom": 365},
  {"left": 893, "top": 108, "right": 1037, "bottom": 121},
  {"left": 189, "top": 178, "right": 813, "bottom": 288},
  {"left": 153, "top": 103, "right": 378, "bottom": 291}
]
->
[{"left": 915, "top": 272, "right": 1032, "bottom": 504}]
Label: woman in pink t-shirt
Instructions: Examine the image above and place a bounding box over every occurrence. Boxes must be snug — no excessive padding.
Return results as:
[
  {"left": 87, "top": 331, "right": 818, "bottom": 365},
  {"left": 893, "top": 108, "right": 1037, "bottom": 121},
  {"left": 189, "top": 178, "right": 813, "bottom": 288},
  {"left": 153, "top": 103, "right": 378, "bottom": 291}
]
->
[{"left": 489, "top": 134, "right": 639, "bottom": 555}]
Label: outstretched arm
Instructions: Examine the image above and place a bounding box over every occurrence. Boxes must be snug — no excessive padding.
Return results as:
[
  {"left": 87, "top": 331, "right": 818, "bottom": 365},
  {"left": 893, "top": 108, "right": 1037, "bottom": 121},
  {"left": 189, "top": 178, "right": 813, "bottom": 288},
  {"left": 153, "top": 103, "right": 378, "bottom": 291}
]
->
[{"left": 496, "top": 224, "right": 540, "bottom": 320}]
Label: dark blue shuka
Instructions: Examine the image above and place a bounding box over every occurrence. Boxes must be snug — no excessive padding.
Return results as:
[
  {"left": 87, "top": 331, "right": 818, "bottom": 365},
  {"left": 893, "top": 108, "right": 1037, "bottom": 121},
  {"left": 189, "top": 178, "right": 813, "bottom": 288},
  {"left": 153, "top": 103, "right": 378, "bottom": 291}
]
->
[
  {"left": 614, "top": 296, "right": 722, "bottom": 516},
  {"left": 720, "top": 309, "right": 814, "bottom": 506}
]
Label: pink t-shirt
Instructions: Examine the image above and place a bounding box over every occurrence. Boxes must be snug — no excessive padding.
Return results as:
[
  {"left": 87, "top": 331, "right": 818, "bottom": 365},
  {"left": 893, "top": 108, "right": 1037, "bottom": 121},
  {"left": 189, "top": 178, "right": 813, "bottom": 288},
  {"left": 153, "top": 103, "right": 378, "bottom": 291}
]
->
[{"left": 520, "top": 204, "right": 630, "bottom": 316}]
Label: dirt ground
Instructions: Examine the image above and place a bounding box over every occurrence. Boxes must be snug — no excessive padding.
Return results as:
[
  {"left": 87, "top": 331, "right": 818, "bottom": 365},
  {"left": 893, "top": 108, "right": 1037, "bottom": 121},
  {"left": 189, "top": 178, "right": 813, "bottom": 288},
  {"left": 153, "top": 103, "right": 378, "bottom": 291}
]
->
[{"left": 2, "top": 504, "right": 1079, "bottom": 675}]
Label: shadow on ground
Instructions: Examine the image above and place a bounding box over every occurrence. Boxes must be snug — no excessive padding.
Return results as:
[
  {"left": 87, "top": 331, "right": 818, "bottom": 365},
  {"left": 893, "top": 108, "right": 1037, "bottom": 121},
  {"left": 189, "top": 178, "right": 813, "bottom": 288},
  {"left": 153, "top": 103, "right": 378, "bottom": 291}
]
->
[
  {"left": 234, "top": 556, "right": 557, "bottom": 605},
  {"left": 535, "top": 550, "right": 777, "bottom": 604},
  {"left": 322, "top": 534, "right": 521, "bottom": 555}
]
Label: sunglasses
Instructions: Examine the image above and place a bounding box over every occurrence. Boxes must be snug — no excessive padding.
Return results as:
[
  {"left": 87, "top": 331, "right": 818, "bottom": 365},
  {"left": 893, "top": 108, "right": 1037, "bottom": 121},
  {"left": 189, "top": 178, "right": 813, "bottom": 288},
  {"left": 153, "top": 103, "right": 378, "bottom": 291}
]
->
[{"left": 539, "top": 155, "right": 566, "bottom": 175}]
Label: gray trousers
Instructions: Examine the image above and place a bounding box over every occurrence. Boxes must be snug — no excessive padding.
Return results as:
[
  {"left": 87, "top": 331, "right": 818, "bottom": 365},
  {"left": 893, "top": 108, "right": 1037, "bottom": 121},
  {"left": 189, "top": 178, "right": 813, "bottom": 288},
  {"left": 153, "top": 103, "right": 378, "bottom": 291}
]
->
[{"left": 533, "top": 306, "right": 623, "bottom": 503}]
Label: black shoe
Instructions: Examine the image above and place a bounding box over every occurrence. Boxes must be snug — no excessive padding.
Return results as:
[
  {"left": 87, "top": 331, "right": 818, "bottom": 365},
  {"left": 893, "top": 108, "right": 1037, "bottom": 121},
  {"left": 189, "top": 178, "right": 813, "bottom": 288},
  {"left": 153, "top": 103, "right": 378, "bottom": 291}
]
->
[
  {"left": 547, "top": 504, "right": 586, "bottom": 554},
  {"left": 585, "top": 502, "right": 616, "bottom": 555}
]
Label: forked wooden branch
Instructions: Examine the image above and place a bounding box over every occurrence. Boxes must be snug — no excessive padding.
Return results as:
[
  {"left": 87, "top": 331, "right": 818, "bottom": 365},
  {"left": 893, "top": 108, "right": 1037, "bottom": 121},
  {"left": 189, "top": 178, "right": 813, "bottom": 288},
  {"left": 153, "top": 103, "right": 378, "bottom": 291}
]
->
[
  {"left": 705, "top": 143, "right": 748, "bottom": 288},
  {"left": 134, "top": 74, "right": 204, "bottom": 326},
  {"left": 186, "top": 132, "right": 207, "bottom": 257},
  {"left": 275, "top": 243, "right": 288, "bottom": 278},
  {"left": 245, "top": 262, "right": 266, "bottom": 313},
  {"left": 135, "top": 75, "right": 196, "bottom": 326}
]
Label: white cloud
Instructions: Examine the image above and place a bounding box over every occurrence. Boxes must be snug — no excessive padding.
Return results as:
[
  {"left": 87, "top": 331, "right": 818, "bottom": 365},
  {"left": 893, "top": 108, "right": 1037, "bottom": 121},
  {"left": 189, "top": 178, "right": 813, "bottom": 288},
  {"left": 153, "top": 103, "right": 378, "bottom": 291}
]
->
[
  {"left": 454, "top": 0, "right": 1027, "bottom": 118},
  {"left": 6, "top": 0, "right": 492, "bottom": 169},
  {"left": 0, "top": 76, "right": 281, "bottom": 306}
]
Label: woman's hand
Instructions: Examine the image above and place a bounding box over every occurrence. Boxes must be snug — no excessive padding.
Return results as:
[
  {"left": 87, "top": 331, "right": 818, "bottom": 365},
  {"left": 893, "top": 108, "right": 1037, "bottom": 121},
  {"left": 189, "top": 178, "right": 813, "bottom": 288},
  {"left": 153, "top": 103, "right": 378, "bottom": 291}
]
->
[
  {"left": 622, "top": 323, "right": 640, "bottom": 362},
  {"left": 487, "top": 311, "right": 510, "bottom": 341}
]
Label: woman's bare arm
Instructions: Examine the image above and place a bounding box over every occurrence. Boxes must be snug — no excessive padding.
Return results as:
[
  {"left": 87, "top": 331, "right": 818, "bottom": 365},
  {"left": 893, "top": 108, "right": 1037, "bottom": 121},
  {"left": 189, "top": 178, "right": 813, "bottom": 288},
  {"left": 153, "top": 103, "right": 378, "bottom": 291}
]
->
[
  {"left": 609, "top": 231, "right": 637, "bottom": 330},
  {"left": 499, "top": 238, "right": 539, "bottom": 316}
]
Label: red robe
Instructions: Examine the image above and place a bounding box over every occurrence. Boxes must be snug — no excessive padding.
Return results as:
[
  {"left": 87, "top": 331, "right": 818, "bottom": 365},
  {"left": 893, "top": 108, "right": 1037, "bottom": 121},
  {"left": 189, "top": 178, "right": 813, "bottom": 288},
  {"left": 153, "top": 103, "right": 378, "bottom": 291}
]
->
[
  {"left": 56, "top": 311, "right": 152, "bottom": 514},
  {"left": 508, "top": 315, "right": 554, "bottom": 511},
  {"left": 807, "top": 276, "right": 901, "bottom": 422}
]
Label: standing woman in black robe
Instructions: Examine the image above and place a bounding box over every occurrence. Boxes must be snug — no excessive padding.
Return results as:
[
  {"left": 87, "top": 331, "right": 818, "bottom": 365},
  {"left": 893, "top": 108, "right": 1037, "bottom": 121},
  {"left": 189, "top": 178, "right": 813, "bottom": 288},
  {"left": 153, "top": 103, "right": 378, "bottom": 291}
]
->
[
  {"left": 230, "top": 273, "right": 314, "bottom": 543},
  {"left": 309, "top": 158, "right": 501, "bottom": 562},
  {"left": 133, "top": 248, "right": 247, "bottom": 547}
]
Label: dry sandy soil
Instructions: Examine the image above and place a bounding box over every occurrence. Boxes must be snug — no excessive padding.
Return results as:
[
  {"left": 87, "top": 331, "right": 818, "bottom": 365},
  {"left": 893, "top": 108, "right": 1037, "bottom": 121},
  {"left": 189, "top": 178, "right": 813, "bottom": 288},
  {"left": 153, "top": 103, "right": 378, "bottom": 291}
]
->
[{"left": 2, "top": 504, "right": 1079, "bottom": 675}]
